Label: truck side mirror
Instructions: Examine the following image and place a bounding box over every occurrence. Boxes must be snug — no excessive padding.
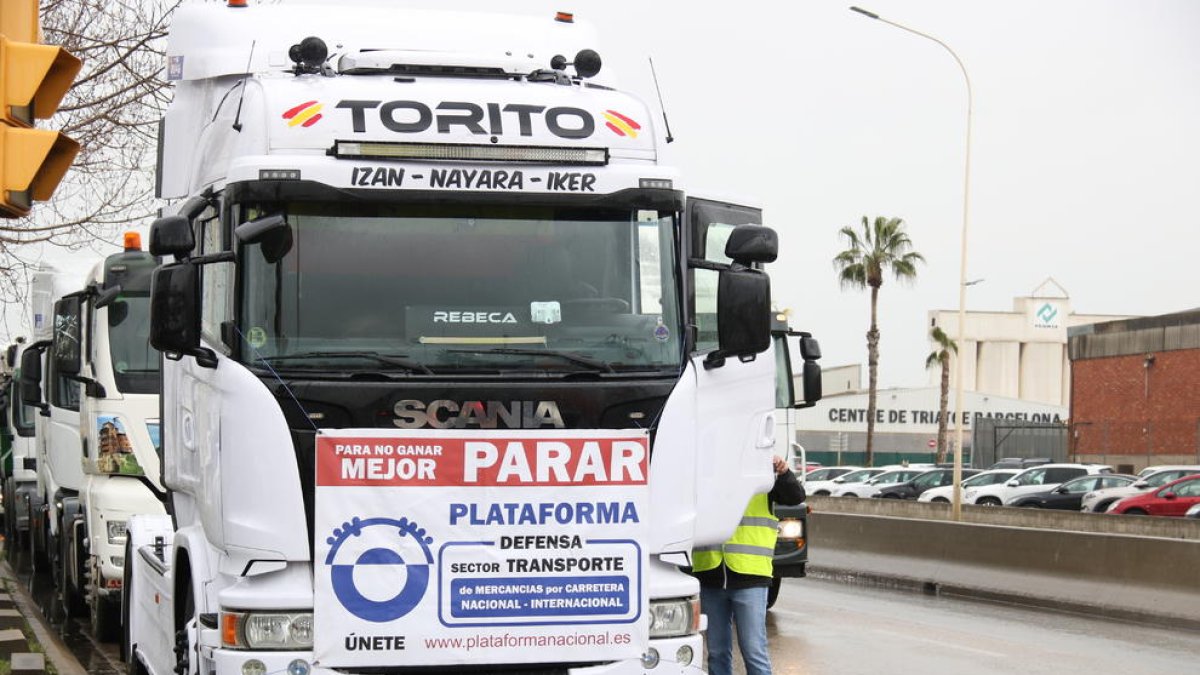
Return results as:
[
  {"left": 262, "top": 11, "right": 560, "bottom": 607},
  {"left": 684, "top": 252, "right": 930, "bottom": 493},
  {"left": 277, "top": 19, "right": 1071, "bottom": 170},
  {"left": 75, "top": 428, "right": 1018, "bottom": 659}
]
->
[
  {"left": 150, "top": 215, "right": 197, "bottom": 260},
  {"left": 151, "top": 262, "right": 215, "bottom": 368},
  {"left": 18, "top": 347, "right": 45, "bottom": 410},
  {"left": 796, "top": 332, "right": 822, "bottom": 409},
  {"left": 710, "top": 267, "right": 770, "bottom": 365},
  {"left": 724, "top": 224, "right": 778, "bottom": 264}
]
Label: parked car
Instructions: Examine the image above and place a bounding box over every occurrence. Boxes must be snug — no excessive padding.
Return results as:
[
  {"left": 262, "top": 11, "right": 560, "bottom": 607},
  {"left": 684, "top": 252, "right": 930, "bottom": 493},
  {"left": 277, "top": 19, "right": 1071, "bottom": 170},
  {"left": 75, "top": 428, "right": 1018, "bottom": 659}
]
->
[
  {"left": 964, "top": 463, "right": 1112, "bottom": 506},
  {"left": 805, "top": 467, "right": 882, "bottom": 496},
  {"left": 918, "top": 469, "right": 1019, "bottom": 503},
  {"left": 831, "top": 468, "right": 929, "bottom": 498},
  {"left": 1080, "top": 466, "right": 1200, "bottom": 513},
  {"left": 988, "top": 457, "right": 1052, "bottom": 470},
  {"left": 803, "top": 466, "right": 858, "bottom": 483},
  {"left": 873, "top": 468, "right": 982, "bottom": 500},
  {"left": 1010, "top": 474, "right": 1136, "bottom": 510},
  {"left": 1110, "top": 475, "right": 1200, "bottom": 516}
]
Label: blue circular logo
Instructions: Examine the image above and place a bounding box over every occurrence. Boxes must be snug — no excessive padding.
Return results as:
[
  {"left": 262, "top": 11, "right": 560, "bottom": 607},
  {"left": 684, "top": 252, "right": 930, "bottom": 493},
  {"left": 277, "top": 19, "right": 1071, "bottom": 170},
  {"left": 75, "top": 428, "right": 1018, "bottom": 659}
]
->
[{"left": 324, "top": 516, "right": 434, "bottom": 622}]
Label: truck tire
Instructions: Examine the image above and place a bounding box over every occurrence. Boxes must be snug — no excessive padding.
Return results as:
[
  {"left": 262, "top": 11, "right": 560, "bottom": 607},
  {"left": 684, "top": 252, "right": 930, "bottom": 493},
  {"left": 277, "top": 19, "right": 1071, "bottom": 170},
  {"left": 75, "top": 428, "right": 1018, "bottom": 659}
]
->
[
  {"left": 766, "top": 576, "right": 781, "bottom": 609},
  {"left": 58, "top": 523, "right": 86, "bottom": 617},
  {"left": 174, "top": 584, "right": 195, "bottom": 675}
]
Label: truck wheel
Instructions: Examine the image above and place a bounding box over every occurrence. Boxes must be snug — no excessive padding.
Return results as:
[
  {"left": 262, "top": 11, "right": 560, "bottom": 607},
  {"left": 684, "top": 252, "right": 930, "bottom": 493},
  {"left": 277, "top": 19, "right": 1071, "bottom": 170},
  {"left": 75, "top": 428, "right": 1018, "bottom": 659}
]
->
[
  {"left": 766, "top": 576, "right": 782, "bottom": 609},
  {"left": 174, "top": 584, "right": 195, "bottom": 675},
  {"left": 59, "top": 526, "right": 86, "bottom": 617}
]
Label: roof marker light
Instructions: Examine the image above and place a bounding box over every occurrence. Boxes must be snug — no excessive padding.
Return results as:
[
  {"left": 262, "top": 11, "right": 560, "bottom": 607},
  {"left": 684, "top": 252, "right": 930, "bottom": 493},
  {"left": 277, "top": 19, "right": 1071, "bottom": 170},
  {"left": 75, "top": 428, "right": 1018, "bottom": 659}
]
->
[
  {"left": 555, "top": 12, "right": 575, "bottom": 23},
  {"left": 123, "top": 231, "right": 142, "bottom": 251},
  {"left": 227, "top": 0, "right": 249, "bottom": 8}
]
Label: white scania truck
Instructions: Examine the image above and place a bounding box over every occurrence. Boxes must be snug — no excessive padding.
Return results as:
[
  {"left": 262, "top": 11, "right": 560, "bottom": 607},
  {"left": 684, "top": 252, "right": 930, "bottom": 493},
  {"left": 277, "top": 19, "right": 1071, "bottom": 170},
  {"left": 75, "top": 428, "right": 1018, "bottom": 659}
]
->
[
  {"left": 125, "top": 3, "right": 808, "bottom": 674},
  {"left": 19, "top": 239, "right": 166, "bottom": 640}
]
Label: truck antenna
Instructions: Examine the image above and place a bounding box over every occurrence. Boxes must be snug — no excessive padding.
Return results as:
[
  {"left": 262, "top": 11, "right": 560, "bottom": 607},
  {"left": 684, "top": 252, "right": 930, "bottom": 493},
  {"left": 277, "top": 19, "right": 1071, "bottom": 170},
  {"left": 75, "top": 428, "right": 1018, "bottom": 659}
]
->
[
  {"left": 232, "top": 40, "right": 257, "bottom": 132},
  {"left": 648, "top": 57, "right": 674, "bottom": 144}
]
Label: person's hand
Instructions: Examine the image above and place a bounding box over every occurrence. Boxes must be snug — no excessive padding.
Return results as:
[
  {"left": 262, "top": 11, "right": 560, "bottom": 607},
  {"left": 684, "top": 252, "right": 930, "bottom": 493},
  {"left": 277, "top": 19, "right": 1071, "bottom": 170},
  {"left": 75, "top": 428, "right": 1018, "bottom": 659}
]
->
[{"left": 772, "top": 456, "right": 788, "bottom": 475}]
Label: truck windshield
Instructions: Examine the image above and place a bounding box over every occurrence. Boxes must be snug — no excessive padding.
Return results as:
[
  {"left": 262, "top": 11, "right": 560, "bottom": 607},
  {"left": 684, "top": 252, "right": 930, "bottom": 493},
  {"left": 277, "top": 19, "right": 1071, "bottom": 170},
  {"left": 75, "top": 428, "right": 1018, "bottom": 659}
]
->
[
  {"left": 237, "top": 202, "right": 683, "bottom": 375},
  {"left": 108, "top": 292, "right": 160, "bottom": 394}
]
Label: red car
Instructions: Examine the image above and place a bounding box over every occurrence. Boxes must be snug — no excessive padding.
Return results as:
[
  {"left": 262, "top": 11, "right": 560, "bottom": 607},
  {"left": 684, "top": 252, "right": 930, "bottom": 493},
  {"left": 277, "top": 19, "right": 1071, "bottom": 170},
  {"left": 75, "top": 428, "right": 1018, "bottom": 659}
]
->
[{"left": 1110, "top": 474, "right": 1200, "bottom": 516}]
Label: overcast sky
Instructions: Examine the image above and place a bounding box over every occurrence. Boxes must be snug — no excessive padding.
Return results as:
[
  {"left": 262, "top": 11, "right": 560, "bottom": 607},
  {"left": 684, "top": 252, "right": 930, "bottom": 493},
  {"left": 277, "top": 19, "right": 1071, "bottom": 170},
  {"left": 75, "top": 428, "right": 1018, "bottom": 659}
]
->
[{"left": 21, "top": 0, "right": 1200, "bottom": 388}]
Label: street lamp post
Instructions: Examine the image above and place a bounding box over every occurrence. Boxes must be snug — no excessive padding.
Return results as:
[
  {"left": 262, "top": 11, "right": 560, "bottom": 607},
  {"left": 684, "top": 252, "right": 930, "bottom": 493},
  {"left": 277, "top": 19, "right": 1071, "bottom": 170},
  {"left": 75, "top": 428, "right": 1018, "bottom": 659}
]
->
[{"left": 849, "top": 6, "right": 973, "bottom": 519}]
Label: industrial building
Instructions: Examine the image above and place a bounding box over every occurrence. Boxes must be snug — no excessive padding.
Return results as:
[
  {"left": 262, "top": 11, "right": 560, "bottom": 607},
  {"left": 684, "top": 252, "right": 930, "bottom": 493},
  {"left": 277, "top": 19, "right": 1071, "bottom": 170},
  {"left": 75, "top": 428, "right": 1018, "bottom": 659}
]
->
[
  {"left": 928, "top": 279, "right": 1130, "bottom": 407},
  {"left": 1068, "top": 309, "right": 1200, "bottom": 472},
  {"left": 794, "top": 387, "right": 1067, "bottom": 467}
]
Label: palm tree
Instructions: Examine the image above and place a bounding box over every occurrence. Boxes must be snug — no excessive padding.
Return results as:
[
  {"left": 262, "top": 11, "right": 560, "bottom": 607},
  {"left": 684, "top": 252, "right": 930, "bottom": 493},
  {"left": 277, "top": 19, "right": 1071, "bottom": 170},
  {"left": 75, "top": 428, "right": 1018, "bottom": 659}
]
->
[
  {"left": 925, "top": 326, "right": 957, "bottom": 464},
  {"left": 833, "top": 216, "right": 924, "bottom": 467}
]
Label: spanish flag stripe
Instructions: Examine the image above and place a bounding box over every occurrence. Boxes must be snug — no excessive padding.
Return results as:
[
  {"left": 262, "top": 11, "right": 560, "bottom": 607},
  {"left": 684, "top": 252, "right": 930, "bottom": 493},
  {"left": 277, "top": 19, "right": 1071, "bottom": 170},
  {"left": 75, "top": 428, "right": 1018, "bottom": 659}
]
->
[
  {"left": 283, "top": 100, "right": 319, "bottom": 119},
  {"left": 289, "top": 104, "right": 324, "bottom": 127},
  {"left": 605, "top": 121, "right": 626, "bottom": 137},
  {"left": 606, "top": 110, "right": 641, "bottom": 130}
]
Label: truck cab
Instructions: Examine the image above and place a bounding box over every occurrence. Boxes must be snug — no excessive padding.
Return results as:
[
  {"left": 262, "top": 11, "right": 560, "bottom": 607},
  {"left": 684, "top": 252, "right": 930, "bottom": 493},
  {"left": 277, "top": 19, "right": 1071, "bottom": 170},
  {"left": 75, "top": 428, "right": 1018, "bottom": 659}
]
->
[
  {"left": 19, "top": 238, "right": 167, "bottom": 639},
  {"left": 125, "top": 4, "right": 784, "bottom": 675}
]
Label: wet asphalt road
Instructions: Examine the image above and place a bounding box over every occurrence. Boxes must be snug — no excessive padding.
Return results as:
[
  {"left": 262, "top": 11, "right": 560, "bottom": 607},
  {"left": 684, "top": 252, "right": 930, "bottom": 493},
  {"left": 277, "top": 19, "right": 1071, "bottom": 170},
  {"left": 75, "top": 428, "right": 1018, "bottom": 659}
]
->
[
  {"left": 763, "top": 577, "right": 1200, "bottom": 675},
  {"left": 7, "top": 541, "right": 1198, "bottom": 675}
]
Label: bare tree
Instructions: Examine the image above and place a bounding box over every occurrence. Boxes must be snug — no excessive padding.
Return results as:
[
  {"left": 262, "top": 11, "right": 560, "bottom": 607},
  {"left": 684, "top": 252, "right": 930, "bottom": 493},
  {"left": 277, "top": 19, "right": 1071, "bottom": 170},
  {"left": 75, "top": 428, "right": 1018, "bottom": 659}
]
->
[{"left": 0, "top": 0, "right": 180, "bottom": 304}]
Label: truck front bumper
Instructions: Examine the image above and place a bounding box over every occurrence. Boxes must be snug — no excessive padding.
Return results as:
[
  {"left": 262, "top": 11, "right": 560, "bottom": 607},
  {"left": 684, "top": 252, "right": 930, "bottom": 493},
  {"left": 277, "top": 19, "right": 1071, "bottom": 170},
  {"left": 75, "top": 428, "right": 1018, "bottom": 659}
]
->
[{"left": 209, "top": 632, "right": 705, "bottom": 675}]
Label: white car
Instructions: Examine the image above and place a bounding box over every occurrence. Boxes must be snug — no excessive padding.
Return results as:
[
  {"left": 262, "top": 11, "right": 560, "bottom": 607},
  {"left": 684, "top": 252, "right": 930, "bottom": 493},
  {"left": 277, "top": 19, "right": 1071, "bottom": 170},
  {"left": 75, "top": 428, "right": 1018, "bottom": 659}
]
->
[
  {"left": 1081, "top": 466, "right": 1200, "bottom": 513},
  {"left": 830, "top": 468, "right": 929, "bottom": 498},
  {"left": 804, "top": 466, "right": 861, "bottom": 483},
  {"left": 918, "top": 469, "right": 1019, "bottom": 503},
  {"left": 806, "top": 467, "right": 883, "bottom": 496},
  {"left": 963, "top": 463, "right": 1112, "bottom": 506}
]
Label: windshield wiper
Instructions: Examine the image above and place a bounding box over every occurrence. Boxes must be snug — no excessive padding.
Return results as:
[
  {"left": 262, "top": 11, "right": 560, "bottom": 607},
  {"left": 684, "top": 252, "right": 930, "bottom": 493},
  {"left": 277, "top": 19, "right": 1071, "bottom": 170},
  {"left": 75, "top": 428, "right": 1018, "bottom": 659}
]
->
[
  {"left": 447, "top": 348, "right": 615, "bottom": 373},
  {"left": 257, "top": 351, "right": 434, "bottom": 374}
]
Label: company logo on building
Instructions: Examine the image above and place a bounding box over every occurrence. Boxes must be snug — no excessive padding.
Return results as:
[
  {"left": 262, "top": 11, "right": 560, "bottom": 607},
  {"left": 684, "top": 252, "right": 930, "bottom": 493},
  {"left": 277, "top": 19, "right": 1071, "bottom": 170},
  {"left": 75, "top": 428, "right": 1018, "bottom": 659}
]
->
[
  {"left": 283, "top": 100, "right": 324, "bottom": 128},
  {"left": 602, "top": 110, "right": 641, "bottom": 138},
  {"left": 1034, "top": 302, "right": 1060, "bottom": 328},
  {"left": 325, "top": 516, "right": 434, "bottom": 622}
]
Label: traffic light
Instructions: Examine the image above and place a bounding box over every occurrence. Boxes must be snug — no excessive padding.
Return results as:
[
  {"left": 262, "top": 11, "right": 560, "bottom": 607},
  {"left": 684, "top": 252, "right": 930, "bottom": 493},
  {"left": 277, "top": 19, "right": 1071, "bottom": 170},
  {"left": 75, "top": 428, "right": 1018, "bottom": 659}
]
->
[{"left": 0, "top": 0, "right": 80, "bottom": 218}]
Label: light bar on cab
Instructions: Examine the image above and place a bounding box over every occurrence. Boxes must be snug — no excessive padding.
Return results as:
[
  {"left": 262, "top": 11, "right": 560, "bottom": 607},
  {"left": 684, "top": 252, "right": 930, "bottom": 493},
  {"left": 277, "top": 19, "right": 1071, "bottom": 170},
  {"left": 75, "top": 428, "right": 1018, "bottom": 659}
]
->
[{"left": 331, "top": 141, "right": 609, "bottom": 166}]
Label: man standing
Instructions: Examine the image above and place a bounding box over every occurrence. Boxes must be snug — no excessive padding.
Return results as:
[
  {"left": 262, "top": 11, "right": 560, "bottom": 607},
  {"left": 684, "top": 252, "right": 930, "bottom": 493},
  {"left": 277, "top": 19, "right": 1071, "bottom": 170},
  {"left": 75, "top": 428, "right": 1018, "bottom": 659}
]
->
[{"left": 691, "top": 456, "right": 804, "bottom": 675}]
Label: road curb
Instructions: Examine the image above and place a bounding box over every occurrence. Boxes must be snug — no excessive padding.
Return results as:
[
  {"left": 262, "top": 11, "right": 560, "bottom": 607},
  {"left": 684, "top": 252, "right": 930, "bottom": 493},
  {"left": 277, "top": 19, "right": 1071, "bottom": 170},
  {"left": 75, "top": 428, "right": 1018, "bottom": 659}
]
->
[
  {"left": 807, "top": 563, "right": 1200, "bottom": 632},
  {"left": 0, "top": 559, "right": 88, "bottom": 675}
]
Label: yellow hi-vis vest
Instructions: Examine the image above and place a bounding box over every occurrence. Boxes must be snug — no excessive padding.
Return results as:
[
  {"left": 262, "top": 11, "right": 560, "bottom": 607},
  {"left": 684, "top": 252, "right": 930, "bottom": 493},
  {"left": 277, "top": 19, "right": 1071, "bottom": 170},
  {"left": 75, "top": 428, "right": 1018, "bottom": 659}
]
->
[{"left": 692, "top": 493, "right": 778, "bottom": 577}]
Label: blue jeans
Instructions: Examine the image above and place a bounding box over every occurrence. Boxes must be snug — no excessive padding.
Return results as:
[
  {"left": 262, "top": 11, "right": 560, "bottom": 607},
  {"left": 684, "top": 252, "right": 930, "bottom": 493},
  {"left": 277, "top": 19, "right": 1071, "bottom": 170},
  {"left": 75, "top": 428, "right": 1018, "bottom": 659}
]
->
[{"left": 700, "top": 584, "right": 773, "bottom": 675}]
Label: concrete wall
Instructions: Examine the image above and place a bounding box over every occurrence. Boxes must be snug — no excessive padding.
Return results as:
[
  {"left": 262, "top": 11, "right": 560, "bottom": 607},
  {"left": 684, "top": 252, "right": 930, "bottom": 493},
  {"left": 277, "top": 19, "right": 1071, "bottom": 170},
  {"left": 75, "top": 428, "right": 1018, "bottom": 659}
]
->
[{"left": 805, "top": 496, "right": 1200, "bottom": 627}]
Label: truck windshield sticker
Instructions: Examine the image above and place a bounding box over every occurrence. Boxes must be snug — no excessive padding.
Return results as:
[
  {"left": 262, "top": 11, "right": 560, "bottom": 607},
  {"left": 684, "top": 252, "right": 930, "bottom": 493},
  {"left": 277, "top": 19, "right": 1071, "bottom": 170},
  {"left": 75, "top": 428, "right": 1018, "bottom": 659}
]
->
[
  {"left": 313, "top": 429, "right": 649, "bottom": 667},
  {"left": 530, "top": 302, "right": 561, "bottom": 325},
  {"left": 94, "top": 416, "right": 145, "bottom": 476},
  {"left": 246, "top": 326, "right": 268, "bottom": 349}
]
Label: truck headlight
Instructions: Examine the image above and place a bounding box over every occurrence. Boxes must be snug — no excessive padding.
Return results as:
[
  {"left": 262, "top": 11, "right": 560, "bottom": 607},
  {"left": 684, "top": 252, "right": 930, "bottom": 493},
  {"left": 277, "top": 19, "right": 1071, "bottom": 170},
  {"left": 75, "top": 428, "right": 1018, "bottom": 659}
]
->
[
  {"left": 648, "top": 597, "right": 700, "bottom": 638},
  {"left": 107, "top": 520, "right": 128, "bottom": 544},
  {"left": 777, "top": 518, "right": 804, "bottom": 540},
  {"left": 222, "top": 612, "right": 314, "bottom": 650}
]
